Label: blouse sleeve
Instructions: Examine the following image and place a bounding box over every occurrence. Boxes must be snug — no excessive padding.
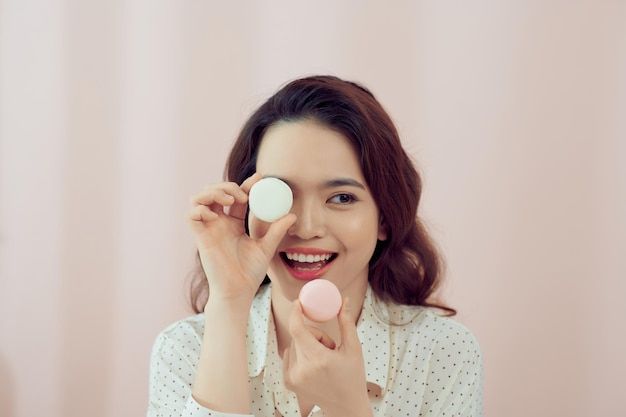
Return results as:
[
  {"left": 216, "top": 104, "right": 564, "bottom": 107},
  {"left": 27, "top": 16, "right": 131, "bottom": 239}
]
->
[
  {"left": 418, "top": 321, "right": 484, "bottom": 417},
  {"left": 147, "top": 323, "right": 255, "bottom": 417}
]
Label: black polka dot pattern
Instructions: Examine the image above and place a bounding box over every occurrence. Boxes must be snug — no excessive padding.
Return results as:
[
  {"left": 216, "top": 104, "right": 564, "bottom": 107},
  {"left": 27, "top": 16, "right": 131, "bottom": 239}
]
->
[{"left": 147, "top": 285, "right": 483, "bottom": 416}]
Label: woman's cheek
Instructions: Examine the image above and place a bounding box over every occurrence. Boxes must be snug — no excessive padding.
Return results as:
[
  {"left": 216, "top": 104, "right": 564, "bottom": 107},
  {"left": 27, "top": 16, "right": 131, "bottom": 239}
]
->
[{"left": 340, "top": 213, "right": 378, "bottom": 241}]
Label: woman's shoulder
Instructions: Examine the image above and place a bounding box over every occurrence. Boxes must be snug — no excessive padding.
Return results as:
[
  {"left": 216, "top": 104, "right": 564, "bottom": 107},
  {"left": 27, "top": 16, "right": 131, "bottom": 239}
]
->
[
  {"left": 372, "top": 297, "right": 481, "bottom": 351},
  {"left": 416, "top": 309, "right": 481, "bottom": 351},
  {"left": 378, "top": 302, "right": 482, "bottom": 370},
  {"left": 416, "top": 307, "right": 477, "bottom": 337},
  {"left": 152, "top": 313, "right": 206, "bottom": 353}
]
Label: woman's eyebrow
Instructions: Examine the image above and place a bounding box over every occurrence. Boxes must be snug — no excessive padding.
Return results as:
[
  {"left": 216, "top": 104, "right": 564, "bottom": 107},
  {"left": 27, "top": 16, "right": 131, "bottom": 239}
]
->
[
  {"left": 323, "top": 178, "right": 366, "bottom": 190},
  {"left": 261, "top": 175, "right": 366, "bottom": 190}
]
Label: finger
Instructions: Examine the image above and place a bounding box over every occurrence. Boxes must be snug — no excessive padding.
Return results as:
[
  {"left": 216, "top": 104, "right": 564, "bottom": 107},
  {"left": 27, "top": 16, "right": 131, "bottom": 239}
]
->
[
  {"left": 240, "top": 172, "right": 262, "bottom": 194},
  {"left": 337, "top": 297, "right": 361, "bottom": 351},
  {"left": 227, "top": 173, "right": 262, "bottom": 220},
  {"left": 192, "top": 186, "right": 248, "bottom": 223},
  {"left": 288, "top": 339, "right": 299, "bottom": 364},
  {"left": 281, "top": 343, "right": 298, "bottom": 391},
  {"left": 187, "top": 205, "right": 218, "bottom": 223},
  {"left": 191, "top": 191, "right": 234, "bottom": 210},
  {"left": 258, "top": 213, "right": 297, "bottom": 257},
  {"left": 288, "top": 300, "right": 329, "bottom": 356},
  {"left": 227, "top": 196, "right": 249, "bottom": 221},
  {"left": 308, "top": 326, "right": 336, "bottom": 350},
  {"left": 282, "top": 344, "right": 290, "bottom": 365},
  {"left": 191, "top": 183, "right": 247, "bottom": 207}
]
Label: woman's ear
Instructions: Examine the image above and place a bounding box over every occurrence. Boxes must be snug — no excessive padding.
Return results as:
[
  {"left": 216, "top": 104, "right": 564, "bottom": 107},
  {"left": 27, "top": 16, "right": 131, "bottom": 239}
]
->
[{"left": 377, "top": 216, "right": 389, "bottom": 241}]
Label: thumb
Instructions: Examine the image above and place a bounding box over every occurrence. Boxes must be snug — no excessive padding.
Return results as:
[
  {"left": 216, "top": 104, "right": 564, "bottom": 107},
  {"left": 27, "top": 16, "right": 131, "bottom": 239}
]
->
[
  {"left": 338, "top": 297, "right": 361, "bottom": 351},
  {"left": 258, "top": 213, "right": 297, "bottom": 256}
]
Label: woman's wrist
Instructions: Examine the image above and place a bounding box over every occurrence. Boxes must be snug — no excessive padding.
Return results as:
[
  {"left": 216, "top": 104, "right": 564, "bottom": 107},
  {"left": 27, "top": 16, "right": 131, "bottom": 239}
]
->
[
  {"left": 204, "top": 290, "right": 255, "bottom": 312},
  {"left": 194, "top": 293, "right": 253, "bottom": 413},
  {"left": 204, "top": 296, "right": 253, "bottom": 326}
]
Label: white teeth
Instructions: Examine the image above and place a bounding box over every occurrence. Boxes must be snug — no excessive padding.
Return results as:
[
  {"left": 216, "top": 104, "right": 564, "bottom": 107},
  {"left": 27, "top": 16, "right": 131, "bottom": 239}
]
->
[{"left": 285, "top": 253, "right": 332, "bottom": 263}]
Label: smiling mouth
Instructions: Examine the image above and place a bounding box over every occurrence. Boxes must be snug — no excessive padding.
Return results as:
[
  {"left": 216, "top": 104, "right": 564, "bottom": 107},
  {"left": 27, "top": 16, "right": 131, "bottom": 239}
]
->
[{"left": 280, "top": 252, "right": 338, "bottom": 272}]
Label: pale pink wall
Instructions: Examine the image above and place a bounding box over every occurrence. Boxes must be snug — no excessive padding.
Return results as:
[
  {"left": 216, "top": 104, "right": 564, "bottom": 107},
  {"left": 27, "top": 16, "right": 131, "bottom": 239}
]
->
[{"left": 1, "top": 1, "right": 624, "bottom": 417}]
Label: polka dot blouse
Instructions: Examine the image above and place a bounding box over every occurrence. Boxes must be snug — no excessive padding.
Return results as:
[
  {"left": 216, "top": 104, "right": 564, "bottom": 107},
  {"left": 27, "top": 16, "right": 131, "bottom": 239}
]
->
[{"left": 148, "top": 284, "right": 483, "bottom": 417}]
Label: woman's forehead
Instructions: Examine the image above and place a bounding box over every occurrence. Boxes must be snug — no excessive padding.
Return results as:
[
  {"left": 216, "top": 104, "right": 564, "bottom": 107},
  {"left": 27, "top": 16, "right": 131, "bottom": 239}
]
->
[{"left": 256, "top": 120, "right": 363, "bottom": 176}]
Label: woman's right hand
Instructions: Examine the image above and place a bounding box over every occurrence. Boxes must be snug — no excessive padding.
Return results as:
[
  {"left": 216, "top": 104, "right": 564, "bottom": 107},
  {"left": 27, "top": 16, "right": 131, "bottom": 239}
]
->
[{"left": 187, "top": 173, "right": 296, "bottom": 304}]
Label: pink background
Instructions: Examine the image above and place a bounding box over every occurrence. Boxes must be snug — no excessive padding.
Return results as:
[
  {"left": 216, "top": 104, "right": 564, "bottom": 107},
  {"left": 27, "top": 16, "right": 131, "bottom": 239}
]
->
[{"left": 1, "top": 1, "right": 624, "bottom": 416}]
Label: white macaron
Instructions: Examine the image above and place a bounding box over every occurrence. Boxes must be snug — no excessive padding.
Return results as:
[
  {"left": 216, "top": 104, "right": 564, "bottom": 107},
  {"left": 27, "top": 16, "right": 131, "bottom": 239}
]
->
[{"left": 248, "top": 177, "right": 293, "bottom": 222}]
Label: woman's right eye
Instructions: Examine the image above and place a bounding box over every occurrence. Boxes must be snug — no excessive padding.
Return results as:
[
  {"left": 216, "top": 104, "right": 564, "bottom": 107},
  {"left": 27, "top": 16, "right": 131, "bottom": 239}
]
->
[{"left": 327, "top": 193, "right": 357, "bottom": 205}]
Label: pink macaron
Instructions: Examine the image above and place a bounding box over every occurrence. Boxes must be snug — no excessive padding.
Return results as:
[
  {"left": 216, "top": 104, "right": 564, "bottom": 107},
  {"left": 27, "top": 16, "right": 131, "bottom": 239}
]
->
[{"left": 298, "top": 279, "right": 342, "bottom": 322}]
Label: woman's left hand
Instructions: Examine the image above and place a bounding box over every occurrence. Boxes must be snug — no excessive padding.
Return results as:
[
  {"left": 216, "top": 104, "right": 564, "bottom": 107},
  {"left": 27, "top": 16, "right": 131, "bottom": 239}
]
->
[{"left": 282, "top": 299, "right": 374, "bottom": 417}]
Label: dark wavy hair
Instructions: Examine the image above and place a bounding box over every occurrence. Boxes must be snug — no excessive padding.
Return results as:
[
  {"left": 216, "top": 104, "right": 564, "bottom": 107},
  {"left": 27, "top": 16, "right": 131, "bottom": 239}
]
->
[{"left": 189, "top": 75, "right": 455, "bottom": 316}]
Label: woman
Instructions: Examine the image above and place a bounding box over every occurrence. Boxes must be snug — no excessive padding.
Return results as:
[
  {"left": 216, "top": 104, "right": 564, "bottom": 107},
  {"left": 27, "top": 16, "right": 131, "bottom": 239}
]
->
[{"left": 148, "top": 75, "right": 483, "bottom": 417}]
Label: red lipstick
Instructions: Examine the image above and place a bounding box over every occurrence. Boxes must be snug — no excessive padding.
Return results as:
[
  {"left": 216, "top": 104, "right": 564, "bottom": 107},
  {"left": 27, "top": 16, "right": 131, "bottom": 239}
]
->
[{"left": 280, "top": 247, "right": 337, "bottom": 281}]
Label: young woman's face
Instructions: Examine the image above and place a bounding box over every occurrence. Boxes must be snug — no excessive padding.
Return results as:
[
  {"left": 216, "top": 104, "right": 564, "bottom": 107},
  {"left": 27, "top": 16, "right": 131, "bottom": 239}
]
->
[{"left": 249, "top": 119, "right": 387, "bottom": 301}]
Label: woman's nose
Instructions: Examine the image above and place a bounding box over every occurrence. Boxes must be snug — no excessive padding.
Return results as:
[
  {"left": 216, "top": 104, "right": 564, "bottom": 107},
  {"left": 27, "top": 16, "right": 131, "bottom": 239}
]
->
[{"left": 287, "top": 199, "right": 326, "bottom": 239}]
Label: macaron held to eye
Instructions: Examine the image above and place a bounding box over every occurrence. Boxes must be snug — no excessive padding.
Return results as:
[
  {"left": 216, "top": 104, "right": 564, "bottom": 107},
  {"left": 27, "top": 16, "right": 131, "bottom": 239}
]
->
[{"left": 248, "top": 177, "right": 294, "bottom": 222}]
